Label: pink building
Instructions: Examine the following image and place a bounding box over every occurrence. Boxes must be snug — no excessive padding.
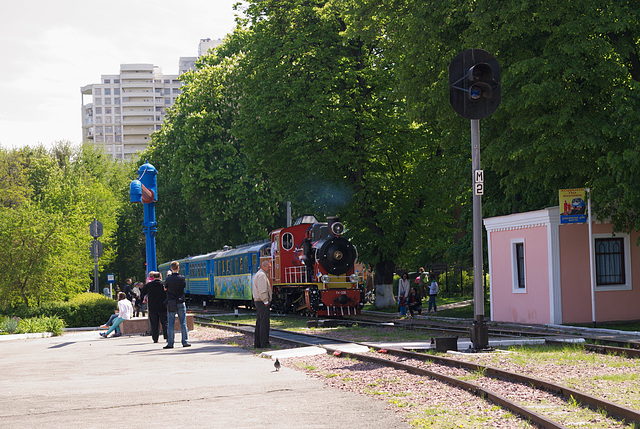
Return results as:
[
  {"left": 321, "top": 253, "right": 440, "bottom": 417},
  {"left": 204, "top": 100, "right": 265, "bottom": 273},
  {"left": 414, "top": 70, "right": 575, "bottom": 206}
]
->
[{"left": 484, "top": 207, "right": 640, "bottom": 325}]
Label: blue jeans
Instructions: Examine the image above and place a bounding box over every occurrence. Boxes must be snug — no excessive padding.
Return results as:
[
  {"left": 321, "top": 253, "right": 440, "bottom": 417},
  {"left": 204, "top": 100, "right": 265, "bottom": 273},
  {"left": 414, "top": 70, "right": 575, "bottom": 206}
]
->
[
  {"left": 105, "top": 317, "right": 124, "bottom": 335},
  {"left": 428, "top": 295, "right": 437, "bottom": 312},
  {"left": 167, "top": 302, "right": 188, "bottom": 346}
]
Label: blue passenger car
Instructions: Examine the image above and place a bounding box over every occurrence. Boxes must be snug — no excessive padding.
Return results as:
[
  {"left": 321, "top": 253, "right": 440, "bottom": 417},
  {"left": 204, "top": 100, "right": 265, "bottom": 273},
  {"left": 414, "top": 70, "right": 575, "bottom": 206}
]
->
[
  {"left": 212, "top": 242, "right": 269, "bottom": 304},
  {"left": 158, "top": 241, "right": 269, "bottom": 306},
  {"left": 185, "top": 252, "right": 217, "bottom": 297}
]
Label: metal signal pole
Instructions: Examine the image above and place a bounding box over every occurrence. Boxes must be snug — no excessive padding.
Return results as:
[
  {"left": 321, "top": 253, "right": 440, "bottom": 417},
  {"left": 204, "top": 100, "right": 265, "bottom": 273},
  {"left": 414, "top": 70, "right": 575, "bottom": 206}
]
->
[{"left": 471, "top": 120, "right": 488, "bottom": 349}]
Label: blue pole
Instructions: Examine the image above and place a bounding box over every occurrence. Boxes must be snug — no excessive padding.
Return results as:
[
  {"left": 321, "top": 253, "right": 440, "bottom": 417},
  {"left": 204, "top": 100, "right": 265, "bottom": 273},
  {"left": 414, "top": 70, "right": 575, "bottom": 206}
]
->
[
  {"left": 130, "top": 161, "right": 158, "bottom": 278},
  {"left": 143, "top": 201, "right": 157, "bottom": 274}
]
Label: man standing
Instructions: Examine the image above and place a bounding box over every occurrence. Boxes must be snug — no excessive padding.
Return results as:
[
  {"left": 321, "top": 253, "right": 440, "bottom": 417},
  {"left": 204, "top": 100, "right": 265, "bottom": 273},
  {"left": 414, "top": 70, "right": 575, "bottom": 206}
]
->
[
  {"left": 141, "top": 271, "right": 168, "bottom": 344},
  {"left": 122, "top": 278, "right": 133, "bottom": 302},
  {"left": 164, "top": 261, "right": 190, "bottom": 348},
  {"left": 252, "top": 260, "right": 272, "bottom": 348}
]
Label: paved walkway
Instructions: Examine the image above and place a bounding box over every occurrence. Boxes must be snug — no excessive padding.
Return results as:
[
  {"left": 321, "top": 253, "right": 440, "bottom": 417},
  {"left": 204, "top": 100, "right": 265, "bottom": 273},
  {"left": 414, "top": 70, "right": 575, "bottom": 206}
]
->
[{"left": 0, "top": 331, "right": 407, "bottom": 429}]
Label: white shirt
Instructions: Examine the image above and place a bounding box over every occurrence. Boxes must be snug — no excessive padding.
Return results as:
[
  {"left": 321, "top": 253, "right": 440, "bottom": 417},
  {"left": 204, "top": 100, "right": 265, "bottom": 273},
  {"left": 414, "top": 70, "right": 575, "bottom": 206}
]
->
[
  {"left": 252, "top": 269, "right": 272, "bottom": 304},
  {"left": 398, "top": 278, "right": 410, "bottom": 299},
  {"left": 429, "top": 281, "right": 439, "bottom": 295},
  {"left": 118, "top": 299, "right": 134, "bottom": 320}
]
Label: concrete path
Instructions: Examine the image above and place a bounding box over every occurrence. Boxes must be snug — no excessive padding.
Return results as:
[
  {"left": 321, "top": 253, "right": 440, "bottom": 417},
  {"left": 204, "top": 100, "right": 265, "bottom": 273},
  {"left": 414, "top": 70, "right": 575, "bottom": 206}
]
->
[{"left": 0, "top": 331, "right": 407, "bottom": 429}]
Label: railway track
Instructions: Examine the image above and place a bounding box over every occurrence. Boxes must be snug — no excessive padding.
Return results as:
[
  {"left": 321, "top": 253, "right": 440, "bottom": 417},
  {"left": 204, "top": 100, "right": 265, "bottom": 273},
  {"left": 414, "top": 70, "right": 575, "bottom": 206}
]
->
[
  {"left": 354, "top": 313, "right": 640, "bottom": 358},
  {"left": 194, "top": 316, "right": 640, "bottom": 428},
  {"left": 190, "top": 308, "right": 640, "bottom": 359}
]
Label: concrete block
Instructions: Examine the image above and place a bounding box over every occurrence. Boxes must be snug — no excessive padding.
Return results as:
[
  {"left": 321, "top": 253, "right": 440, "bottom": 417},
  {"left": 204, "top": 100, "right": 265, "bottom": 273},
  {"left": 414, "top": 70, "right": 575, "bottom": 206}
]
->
[{"left": 120, "top": 314, "right": 194, "bottom": 335}]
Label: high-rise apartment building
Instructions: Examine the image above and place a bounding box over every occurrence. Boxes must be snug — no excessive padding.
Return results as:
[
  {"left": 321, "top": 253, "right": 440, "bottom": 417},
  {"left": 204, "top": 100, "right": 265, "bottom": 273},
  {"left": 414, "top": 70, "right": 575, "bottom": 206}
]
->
[{"left": 81, "top": 39, "right": 222, "bottom": 160}]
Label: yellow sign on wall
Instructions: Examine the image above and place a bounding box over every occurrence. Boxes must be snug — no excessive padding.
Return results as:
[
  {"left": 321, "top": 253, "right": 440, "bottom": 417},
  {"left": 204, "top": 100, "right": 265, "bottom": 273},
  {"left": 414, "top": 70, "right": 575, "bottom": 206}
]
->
[{"left": 559, "top": 188, "right": 586, "bottom": 224}]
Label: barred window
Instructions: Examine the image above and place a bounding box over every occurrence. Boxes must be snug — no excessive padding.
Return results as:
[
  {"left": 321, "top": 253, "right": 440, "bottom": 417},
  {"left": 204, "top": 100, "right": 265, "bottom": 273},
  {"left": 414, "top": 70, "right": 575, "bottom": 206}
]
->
[
  {"left": 515, "top": 242, "right": 525, "bottom": 288},
  {"left": 595, "top": 238, "right": 625, "bottom": 285}
]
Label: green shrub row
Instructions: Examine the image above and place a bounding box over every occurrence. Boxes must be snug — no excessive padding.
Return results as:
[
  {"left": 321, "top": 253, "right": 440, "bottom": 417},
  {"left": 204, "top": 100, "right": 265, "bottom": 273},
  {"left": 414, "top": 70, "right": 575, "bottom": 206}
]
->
[
  {"left": 0, "top": 292, "right": 117, "bottom": 328},
  {"left": 0, "top": 315, "right": 66, "bottom": 336}
]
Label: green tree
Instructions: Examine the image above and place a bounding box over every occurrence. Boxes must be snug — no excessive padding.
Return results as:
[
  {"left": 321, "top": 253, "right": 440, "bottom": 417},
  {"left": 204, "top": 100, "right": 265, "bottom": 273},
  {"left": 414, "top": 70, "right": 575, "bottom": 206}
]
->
[
  {"left": 145, "top": 38, "right": 284, "bottom": 262},
  {"left": 233, "top": 0, "right": 462, "bottom": 307},
  {"left": 0, "top": 143, "right": 132, "bottom": 305}
]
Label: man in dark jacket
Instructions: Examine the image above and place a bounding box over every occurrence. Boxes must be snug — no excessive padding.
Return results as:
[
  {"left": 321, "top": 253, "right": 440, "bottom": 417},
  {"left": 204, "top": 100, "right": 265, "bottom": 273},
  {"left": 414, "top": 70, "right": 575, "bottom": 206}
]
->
[
  {"left": 164, "top": 261, "right": 190, "bottom": 348},
  {"left": 140, "top": 271, "right": 168, "bottom": 343},
  {"left": 122, "top": 278, "right": 133, "bottom": 302}
]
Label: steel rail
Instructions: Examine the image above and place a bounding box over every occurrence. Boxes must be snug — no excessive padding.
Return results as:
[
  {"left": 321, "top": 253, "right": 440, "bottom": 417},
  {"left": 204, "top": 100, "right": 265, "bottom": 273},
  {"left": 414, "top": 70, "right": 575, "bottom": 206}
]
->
[
  {"left": 195, "top": 318, "right": 640, "bottom": 428},
  {"left": 366, "top": 345, "right": 640, "bottom": 425}
]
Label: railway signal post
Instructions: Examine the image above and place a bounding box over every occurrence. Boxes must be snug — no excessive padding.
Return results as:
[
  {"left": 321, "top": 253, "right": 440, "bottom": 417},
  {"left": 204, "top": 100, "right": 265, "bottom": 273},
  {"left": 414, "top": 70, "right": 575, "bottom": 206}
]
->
[
  {"left": 89, "top": 218, "right": 103, "bottom": 293},
  {"left": 130, "top": 161, "right": 158, "bottom": 276},
  {"left": 449, "top": 49, "right": 501, "bottom": 350}
]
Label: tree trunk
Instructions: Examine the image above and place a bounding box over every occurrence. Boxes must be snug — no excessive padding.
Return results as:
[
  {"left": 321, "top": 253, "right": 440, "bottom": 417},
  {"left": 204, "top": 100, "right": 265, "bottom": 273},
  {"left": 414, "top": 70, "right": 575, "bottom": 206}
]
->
[{"left": 374, "top": 260, "right": 396, "bottom": 308}]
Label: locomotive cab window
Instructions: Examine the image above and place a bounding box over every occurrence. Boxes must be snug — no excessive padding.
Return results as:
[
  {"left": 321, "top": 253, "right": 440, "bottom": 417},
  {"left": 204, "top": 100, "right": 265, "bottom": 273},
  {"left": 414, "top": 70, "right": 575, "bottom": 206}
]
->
[{"left": 282, "top": 232, "right": 294, "bottom": 251}]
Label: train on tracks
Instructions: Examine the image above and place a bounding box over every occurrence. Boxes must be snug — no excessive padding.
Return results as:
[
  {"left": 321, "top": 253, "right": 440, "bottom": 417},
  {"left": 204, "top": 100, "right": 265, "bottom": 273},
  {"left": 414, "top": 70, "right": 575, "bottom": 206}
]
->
[{"left": 159, "top": 216, "right": 364, "bottom": 316}]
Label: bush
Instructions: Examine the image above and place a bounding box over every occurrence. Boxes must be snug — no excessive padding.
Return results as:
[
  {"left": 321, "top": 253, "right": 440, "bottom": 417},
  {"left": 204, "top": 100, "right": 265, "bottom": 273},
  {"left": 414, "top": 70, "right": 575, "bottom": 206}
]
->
[
  {"left": 436, "top": 270, "right": 489, "bottom": 297},
  {"left": 0, "top": 293, "right": 116, "bottom": 328},
  {"left": 0, "top": 316, "right": 20, "bottom": 334}
]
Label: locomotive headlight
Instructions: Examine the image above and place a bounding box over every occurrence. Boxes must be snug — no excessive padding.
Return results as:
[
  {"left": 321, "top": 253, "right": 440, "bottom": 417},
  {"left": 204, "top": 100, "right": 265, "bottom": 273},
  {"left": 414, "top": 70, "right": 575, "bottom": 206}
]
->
[
  {"left": 321, "top": 274, "right": 330, "bottom": 284},
  {"left": 349, "top": 273, "right": 359, "bottom": 283}
]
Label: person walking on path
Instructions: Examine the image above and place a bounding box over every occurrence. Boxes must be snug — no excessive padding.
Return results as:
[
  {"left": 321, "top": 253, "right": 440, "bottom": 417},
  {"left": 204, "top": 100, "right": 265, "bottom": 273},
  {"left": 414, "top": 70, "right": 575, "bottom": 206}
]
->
[
  {"left": 141, "top": 271, "right": 168, "bottom": 344},
  {"left": 252, "top": 260, "right": 272, "bottom": 348},
  {"left": 417, "top": 267, "right": 428, "bottom": 298},
  {"left": 100, "top": 292, "right": 133, "bottom": 338},
  {"left": 122, "top": 278, "right": 134, "bottom": 303},
  {"left": 397, "top": 272, "right": 410, "bottom": 316},
  {"left": 132, "top": 282, "right": 145, "bottom": 317},
  {"left": 428, "top": 275, "right": 439, "bottom": 313},
  {"left": 164, "top": 261, "right": 190, "bottom": 348}
]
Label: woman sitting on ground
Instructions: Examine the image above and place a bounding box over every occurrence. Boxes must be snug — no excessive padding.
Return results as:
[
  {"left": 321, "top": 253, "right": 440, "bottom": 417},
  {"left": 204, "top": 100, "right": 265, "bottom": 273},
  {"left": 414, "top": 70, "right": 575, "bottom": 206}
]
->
[
  {"left": 100, "top": 292, "right": 133, "bottom": 338},
  {"left": 407, "top": 287, "right": 422, "bottom": 317}
]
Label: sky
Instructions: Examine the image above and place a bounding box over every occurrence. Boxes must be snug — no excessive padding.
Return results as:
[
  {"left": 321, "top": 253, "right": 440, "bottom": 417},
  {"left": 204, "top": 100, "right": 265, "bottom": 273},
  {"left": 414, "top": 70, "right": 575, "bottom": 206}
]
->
[{"left": 0, "top": 0, "right": 241, "bottom": 149}]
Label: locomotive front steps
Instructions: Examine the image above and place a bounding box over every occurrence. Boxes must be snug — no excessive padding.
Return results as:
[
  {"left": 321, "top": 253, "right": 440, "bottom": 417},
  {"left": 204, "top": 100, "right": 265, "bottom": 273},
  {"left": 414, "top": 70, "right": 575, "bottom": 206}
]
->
[{"left": 119, "top": 314, "right": 195, "bottom": 335}]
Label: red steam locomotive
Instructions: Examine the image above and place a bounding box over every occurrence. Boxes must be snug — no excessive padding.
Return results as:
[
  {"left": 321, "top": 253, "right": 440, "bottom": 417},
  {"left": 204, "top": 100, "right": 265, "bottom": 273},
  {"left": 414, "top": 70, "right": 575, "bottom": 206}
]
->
[{"left": 267, "top": 215, "right": 364, "bottom": 316}]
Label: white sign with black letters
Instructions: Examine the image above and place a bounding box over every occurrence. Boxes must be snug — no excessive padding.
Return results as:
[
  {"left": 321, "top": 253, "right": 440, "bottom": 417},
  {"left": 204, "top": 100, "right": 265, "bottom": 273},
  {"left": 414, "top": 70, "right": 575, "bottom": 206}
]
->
[{"left": 474, "top": 169, "right": 484, "bottom": 195}]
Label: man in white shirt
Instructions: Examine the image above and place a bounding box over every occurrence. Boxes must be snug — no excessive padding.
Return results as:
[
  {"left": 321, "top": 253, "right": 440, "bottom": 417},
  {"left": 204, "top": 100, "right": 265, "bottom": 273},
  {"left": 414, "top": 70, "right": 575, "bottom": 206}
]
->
[{"left": 252, "top": 260, "right": 272, "bottom": 348}]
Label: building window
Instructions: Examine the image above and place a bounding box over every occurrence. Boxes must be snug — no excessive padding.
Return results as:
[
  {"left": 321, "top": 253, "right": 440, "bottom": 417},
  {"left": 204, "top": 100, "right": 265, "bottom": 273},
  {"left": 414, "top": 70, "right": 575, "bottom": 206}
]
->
[
  {"left": 103, "top": 79, "right": 110, "bottom": 84},
  {"left": 94, "top": 88, "right": 102, "bottom": 96},
  {"left": 104, "top": 88, "right": 111, "bottom": 95},
  {"left": 594, "top": 233, "right": 632, "bottom": 291},
  {"left": 164, "top": 88, "right": 170, "bottom": 95},
  {"left": 95, "top": 107, "right": 102, "bottom": 114},
  {"left": 511, "top": 238, "right": 526, "bottom": 293},
  {"left": 114, "top": 79, "right": 120, "bottom": 83},
  {"left": 105, "top": 98, "right": 111, "bottom": 105},
  {"left": 114, "top": 88, "right": 120, "bottom": 95},
  {"left": 95, "top": 98, "right": 102, "bottom": 105},
  {"left": 596, "top": 238, "right": 624, "bottom": 285}
]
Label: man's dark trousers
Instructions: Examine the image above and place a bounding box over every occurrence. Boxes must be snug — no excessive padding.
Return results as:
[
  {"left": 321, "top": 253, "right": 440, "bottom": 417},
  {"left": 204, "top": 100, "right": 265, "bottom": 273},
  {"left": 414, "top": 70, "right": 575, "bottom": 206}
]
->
[
  {"left": 148, "top": 309, "right": 168, "bottom": 342},
  {"left": 254, "top": 301, "right": 270, "bottom": 348}
]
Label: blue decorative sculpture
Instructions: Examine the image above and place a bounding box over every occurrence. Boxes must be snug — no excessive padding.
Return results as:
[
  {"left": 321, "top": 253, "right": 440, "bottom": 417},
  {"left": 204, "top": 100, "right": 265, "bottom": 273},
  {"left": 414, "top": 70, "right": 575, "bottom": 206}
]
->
[{"left": 130, "top": 161, "right": 158, "bottom": 275}]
